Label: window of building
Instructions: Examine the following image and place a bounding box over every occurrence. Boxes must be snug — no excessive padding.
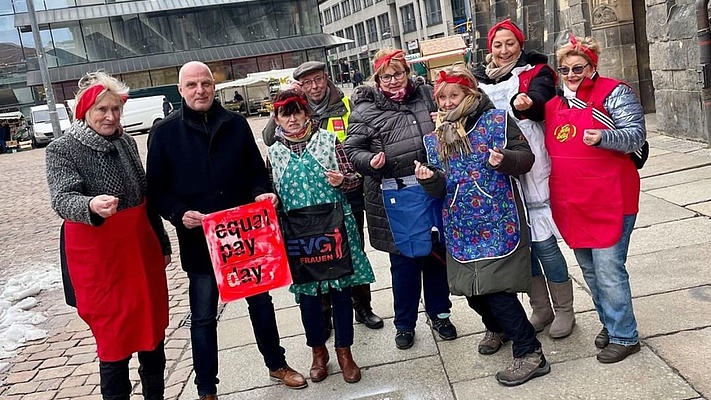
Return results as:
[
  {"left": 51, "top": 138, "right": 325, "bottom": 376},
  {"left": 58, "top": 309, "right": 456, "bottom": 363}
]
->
[
  {"left": 80, "top": 18, "right": 116, "bottom": 62},
  {"left": 364, "top": 0, "right": 372, "bottom": 8},
  {"left": 0, "top": 0, "right": 14, "bottom": 14},
  {"left": 335, "top": 29, "right": 346, "bottom": 52},
  {"left": 400, "top": 4, "right": 416, "bottom": 33},
  {"left": 332, "top": 4, "right": 341, "bottom": 21},
  {"left": 45, "top": 0, "right": 76, "bottom": 10},
  {"left": 111, "top": 14, "right": 174, "bottom": 57},
  {"left": 149, "top": 67, "right": 179, "bottom": 87},
  {"left": 283, "top": 50, "right": 306, "bottom": 68},
  {"left": 341, "top": 0, "right": 350, "bottom": 16},
  {"left": 232, "top": 57, "right": 258, "bottom": 79},
  {"left": 352, "top": 0, "right": 361, "bottom": 12},
  {"left": 324, "top": 9, "right": 332, "bottom": 24},
  {"left": 344, "top": 26, "right": 355, "bottom": 49},
  {"left": 168, "top": 12, "right": 201, "bottom": 51},
  {"left": 366, "top": 18, "right": 377, "bottom": 43},
  {"left": 49, "top": 21, "right": 87, "bottom": 66},
  {"left": 257, "top": 54, "right": 283, "bottom": 71},
  {"left": 424, "top": 0, "right": 442, "bottom": 26},
  {"left": 121, "top": 71, "right": 151, "bottom": 91},
  {"left": 377, "top": 12, "right": 391, "bottom": 39},
  {"left": 193, "top": 7, "right": 229, "bottom": 47},
  {"left": 355, "top": 22, "right": 365, "bottom": 47},
  {"left": 451, "top": 0, "right": 466, "bottom": 20}
]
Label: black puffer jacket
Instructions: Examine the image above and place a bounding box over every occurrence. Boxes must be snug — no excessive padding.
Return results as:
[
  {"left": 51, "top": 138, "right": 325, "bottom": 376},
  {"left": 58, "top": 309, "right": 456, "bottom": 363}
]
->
[
  {"left": 473, "top": 50, "right": 556, "bottom": 122},
  {"left": 344, "top": 78, "right": 437, "bottom": 254}
]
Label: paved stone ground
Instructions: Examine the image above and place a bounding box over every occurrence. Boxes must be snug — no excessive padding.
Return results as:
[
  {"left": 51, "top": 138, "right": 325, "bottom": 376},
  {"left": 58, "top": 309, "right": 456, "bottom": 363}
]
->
[{"left": 2, "top": 113, "right": 711, "bottom": 400}]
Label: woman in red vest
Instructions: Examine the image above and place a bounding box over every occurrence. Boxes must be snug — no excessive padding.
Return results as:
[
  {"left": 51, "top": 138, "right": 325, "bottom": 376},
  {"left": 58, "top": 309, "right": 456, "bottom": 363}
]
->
[
  {"left": 46, "top": 71, "right": 171, "bottom": 399},
  {"left": 545, "top": 36, "right": 646, "bottom": 364}
]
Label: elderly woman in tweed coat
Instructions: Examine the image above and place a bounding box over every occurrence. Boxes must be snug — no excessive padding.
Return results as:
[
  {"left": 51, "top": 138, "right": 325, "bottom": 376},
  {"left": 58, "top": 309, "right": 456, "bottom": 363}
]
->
[{"left": 45, "top": 71, "right": 171, "bottom": 400}]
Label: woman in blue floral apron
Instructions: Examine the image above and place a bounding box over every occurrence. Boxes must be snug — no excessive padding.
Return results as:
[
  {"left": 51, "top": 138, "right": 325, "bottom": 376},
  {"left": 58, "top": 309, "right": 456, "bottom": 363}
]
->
[
  {"left": 266, "top": 89, "right": 374, "bottom": 384},
  {"left": 416, "top": 65, "right": 549, "bottom": 387}
]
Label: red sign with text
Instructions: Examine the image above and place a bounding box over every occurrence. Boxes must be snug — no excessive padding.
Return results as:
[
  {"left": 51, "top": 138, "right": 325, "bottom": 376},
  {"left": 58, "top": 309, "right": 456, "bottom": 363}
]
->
[{"left": 202, "top": 200, "right": 292, "bottom": 302}]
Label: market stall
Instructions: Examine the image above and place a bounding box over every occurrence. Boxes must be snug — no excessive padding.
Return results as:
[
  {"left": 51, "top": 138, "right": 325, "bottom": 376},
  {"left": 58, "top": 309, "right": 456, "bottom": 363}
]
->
[
  {"left": 0, "top": 111, "right": 30, "bottom": 152},
  {"left": 215, "top": 68, "right": 296, "bottom": 116}
]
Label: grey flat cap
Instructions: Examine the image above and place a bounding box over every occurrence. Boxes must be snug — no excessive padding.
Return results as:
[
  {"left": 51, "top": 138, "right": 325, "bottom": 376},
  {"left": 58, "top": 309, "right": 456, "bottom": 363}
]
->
[{"left": 293, "top": 61, "right": 327, "bottom": 80}]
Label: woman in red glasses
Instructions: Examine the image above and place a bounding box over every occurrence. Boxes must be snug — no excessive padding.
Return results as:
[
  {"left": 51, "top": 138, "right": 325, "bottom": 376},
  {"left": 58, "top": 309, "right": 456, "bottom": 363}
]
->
[
  {"left": 344, "top": 49, "right": 457, "bottom": 351},
  {"left": 545, "top": 36, "right": 646, "bottom": 364}
]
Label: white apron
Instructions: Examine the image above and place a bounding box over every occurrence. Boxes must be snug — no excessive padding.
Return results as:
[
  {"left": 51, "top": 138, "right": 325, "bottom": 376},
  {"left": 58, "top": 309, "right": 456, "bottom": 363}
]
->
[{"left": 478, "top": 65, "right": 560, "bottom": 242}]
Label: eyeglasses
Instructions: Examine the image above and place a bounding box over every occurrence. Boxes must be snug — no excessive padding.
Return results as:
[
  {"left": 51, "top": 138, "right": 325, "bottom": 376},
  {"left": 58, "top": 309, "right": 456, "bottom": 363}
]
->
[
  {"left": 300, "top": 75, "right": 325, "bottom": 89},
  {"left": 379, "top": 70, "right": 406, "bottom": 83},
  {"left": 557, "top": 63, "right": 589, "bottom": 75}
]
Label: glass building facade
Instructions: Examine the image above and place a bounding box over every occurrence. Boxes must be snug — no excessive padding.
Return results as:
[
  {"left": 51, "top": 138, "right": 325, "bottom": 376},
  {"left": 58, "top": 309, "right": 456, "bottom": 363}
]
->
[{"left": 1, "top": 0, "right": 344, "bottom": 111}]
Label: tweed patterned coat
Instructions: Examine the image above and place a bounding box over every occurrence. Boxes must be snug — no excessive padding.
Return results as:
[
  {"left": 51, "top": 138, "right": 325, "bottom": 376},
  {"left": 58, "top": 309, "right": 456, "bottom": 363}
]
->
[{"left": 46, "top": 120, "right": 171, "bottom": 254}]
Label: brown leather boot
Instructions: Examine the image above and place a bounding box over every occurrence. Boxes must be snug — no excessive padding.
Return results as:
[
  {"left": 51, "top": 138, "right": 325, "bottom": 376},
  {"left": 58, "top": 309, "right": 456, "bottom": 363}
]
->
[
  {"left": 310, "top": 346, "right": 329, "bottom": 382},
  {"left": 335, "top": 347, "right": 361, "bottom": 383}
]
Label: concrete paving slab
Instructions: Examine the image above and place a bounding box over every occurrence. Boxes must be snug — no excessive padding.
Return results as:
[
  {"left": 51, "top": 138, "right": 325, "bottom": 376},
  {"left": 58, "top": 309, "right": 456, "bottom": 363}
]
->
[
  {"left": 647, "top": 178, "right": 711, "bottom": 206},
  {"left": 646, "top": 328, "right": 711, "bottom": 399},
  {"left": 646, "top": 134, "right": 708, "bottom": 154},
  {"left": 214, "top": 356, "right": 455, "bottom": 400},
  {"left": 452, "top": 347, "right": 699, "bottom": 400},
  {"left": 624, "top": 243, "right": 711, "bottom": 297},
  {"left": 218, "top": 305, "right": 303, "bottom": 350},
  {"left": 635, "top": 287, "right": 711, "bottom": 339},
  {"left": 627, "top": 217, "right": 711, "bottom": 257},
  {"left": 687, "top": 201, "right": 711, "bottom": 216},
  {"left": 648, "top": 147, "right": 672, "bottom": 158},
  {"left": 638, "top": 152, "right": 711, "bottom": 178},
  {"left": 440, "top": 311, "right": 602, "bottom": 383},
  {"left": 635, "top": 192, "right": 697, "bottom": 228},
  {"left": 641, "top": 165, "right": 711, "bottom": 191},
  {"left": 181, "top": 315, "right": 442, "bottom": 399}
]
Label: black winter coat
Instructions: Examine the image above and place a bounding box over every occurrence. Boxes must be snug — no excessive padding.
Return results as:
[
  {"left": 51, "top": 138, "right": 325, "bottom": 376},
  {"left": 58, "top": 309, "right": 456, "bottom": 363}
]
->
[
  {"left": 344, "top": 78, "right": 437, "bottom": 254},
  {"left": 146, "top": 100, "right": 271, "bottom": 273},
  {"left": 473, "top": 50, "right": 556, "bottom": 122}
]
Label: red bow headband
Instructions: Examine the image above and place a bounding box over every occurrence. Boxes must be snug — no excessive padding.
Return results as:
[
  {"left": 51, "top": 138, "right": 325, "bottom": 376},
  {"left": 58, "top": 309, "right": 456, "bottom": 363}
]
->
[
  {"left": 75, "top": 84, "right": 128, "bottom": 121},
  {"left": 374, "top": 50, "right": 406, "bottom": 71},
  {"left": 487, "top": 19, "right": 525, "bottom": 53},
  {"left": 272, "top": 95, "right": 308, "bottom": 111},
  {"left": 435, "top": 70, "right": 473, "bottom": 92},
  {"left": 570, "top": 35, "right": 598, "bottom": 69}
]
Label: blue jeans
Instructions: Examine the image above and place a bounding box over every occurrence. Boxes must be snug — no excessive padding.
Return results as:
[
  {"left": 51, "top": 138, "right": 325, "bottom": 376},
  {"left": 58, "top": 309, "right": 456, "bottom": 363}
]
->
[
  {"left": 573, "top": 214, "right": 638, "bottom": 346},
  {"left": 188, "top": 272, "right": 287, "bottom": 396},
  {"left": 531, "top": 235, "right": 569, "bottom": 283},
  {"left": 389, "top": 245, "right": 452, "bottom": 331},
  {"left": 300, "top": 287, "right": 354, "bottom": 348},
  {"left": 466, "top": 292, "right": 541, "bottom": 358}
]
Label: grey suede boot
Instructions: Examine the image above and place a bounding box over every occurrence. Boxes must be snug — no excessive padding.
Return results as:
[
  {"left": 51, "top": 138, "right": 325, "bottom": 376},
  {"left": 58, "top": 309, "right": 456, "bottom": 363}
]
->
[
  {"left": 548, "top": 279, "right": 576, "bottom": 338},
  {"left": 528, "top": 275, "right": 554, "bottom": 332}
]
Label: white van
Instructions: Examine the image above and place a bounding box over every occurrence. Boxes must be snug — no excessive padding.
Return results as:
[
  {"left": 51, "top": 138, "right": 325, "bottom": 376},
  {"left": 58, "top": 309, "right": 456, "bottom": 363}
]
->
[
  {"left": 66, "top": 95, "right": 165, "bottom": 135},
  {"left": 121, "top": 95, "right": 165, "bottom": 134},
  {"left": 29, "top": 104, "right": 71, "bottom": 148}
]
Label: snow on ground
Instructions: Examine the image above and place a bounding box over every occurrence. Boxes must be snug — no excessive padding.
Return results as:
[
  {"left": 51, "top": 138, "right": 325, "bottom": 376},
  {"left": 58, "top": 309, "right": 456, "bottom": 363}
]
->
[{"left": 0, "top": 263, "right": 62, "bottom": 359}]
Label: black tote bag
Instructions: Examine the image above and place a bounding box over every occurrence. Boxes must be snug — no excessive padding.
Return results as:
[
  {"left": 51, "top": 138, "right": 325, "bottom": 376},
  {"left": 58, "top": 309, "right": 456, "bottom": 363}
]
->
[{"left": 280, "top": 202, "right": 354, "bottom": 284}]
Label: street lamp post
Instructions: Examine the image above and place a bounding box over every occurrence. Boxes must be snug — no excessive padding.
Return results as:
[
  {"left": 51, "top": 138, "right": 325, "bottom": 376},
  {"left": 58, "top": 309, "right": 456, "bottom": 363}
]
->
[{"left": 26, "top": 0, "right": 62, "bottom": 138}]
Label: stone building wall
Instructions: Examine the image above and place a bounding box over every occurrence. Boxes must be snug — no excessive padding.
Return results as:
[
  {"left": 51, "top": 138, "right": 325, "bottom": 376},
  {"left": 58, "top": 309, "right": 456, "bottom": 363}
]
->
[{"left": 646, "top": 0, "right": 704, "bottom": 140}]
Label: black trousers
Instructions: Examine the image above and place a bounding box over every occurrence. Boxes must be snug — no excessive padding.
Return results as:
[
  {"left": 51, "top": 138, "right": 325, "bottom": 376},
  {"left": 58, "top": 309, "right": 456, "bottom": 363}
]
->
[
  {"left": 99, "top": 341, "right": 165, "bottom": 400},
  {"left": 322, "top": 208, "right": 372, "bottom": 315},
  {"left": 466, "top": 292, "right": 541, "bottom": 358}
]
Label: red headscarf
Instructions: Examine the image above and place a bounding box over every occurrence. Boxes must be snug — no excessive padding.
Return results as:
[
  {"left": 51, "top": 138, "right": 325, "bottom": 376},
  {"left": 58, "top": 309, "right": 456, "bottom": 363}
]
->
[
  {"left": 569, "top": 35, "right": 599, "bottom": 69},
  {"left": 374, "top": 50, "right": 406, "bottom": 71},
  {"left": 272, "top": 95, "right": 309, "bottom": 114},
  {"left": 487, "top": 19, "right": 525, "bottom": 53},
  {"left": 74, "top": 84, "right": 128, "bottom": 121},
  {"left": 434, "top": 70, "right": 473, "bottom": 93}
]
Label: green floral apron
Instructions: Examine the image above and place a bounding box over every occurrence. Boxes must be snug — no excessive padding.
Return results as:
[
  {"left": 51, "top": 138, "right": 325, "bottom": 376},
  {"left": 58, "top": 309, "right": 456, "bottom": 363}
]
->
[{"left": 268, "top": 129, "right": 374, "bottom": 302}]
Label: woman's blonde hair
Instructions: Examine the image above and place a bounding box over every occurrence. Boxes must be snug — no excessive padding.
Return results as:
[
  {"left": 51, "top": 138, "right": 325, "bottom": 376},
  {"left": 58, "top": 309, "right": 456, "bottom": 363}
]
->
[
  {"left": 433, "top": 64, "right": 479, "bottom": 98},
  {"left": 555, "top": 36, "right": 601, "bottom": 67},
  {"left": 74, "top": 71, "right": 129, "bottom": 114},
  {"left": 372, "top": 48, "right": 410, "bottom": 80}
]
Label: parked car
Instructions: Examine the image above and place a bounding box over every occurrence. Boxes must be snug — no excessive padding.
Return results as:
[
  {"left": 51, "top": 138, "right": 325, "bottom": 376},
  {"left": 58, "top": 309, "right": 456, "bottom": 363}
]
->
[
  {"left": 28, "top": 104, "right": 71, "bottom": 148},
  {"left": 121, "top": 95, "right": 165, "bottom": 134}
]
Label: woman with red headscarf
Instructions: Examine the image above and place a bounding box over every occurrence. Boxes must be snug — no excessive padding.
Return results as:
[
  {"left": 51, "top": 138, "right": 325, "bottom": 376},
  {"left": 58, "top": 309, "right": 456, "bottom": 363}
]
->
[
  {"left": 545, "top": 36, "right": 645, "bottom": 364},
  {"left": 266, "top": 89, "right": 374, "bottom": 384},
  {"left": 46, "top": 71, "right": 171, "bottom": 400},
  {"left": 473, "top": 19, "right": 576, "bottom": 346},
  {"left": 344, "top": 49, "right": 457, "bottom": 351}
]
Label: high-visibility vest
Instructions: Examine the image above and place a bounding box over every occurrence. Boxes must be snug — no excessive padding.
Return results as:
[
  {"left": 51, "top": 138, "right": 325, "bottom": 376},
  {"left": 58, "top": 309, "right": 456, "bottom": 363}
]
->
[{"left": 324, "top": 97, "right": 351, "bottom": 142}]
